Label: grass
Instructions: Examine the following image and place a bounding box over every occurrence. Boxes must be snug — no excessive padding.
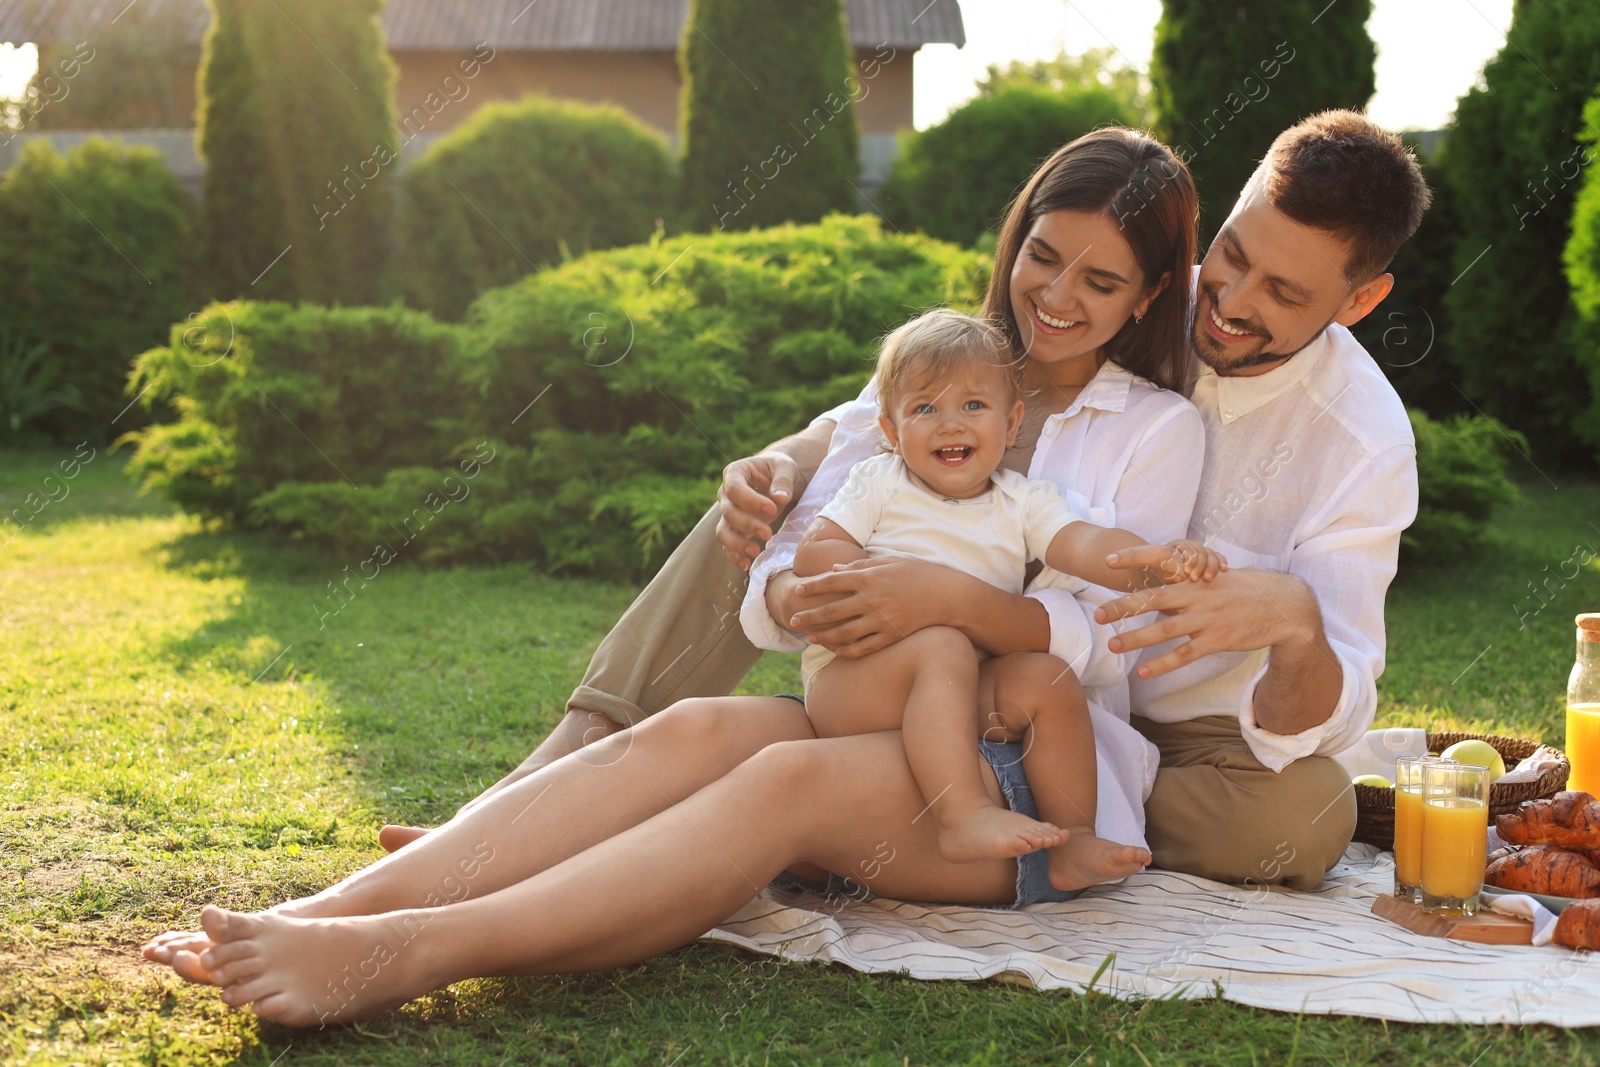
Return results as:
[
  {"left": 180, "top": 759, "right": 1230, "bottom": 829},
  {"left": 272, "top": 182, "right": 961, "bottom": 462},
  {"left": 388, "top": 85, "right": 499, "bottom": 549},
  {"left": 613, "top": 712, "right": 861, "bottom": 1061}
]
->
[{"left": 1, "top": 443, "right": 1598, "bottom": 1065}]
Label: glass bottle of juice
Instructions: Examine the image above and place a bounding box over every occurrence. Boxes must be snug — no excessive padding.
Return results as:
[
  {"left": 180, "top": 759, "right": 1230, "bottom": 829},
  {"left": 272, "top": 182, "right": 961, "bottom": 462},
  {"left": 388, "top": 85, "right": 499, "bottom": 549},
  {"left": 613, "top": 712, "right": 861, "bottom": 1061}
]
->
[{"left": 1567, "top": 613, "right": 1600, "bottom": 795}]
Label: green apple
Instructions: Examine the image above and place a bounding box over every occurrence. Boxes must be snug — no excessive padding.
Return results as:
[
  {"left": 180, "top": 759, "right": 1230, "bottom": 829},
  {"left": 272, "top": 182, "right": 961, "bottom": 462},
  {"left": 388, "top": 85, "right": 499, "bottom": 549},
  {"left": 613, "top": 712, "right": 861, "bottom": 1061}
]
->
[
  {"left": 1352, "top": 774, "right": 1393, "bottom": 788},
  {"left": 1439, "top": 739, "right": 1507, "bottom": 781}
]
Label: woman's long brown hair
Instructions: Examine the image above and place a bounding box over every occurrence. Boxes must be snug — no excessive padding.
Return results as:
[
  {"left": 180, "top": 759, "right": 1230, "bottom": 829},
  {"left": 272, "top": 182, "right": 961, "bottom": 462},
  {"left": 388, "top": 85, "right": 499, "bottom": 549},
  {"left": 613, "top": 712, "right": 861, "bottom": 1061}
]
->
[{"left": 982, "top": 128, "right": 1198, "bottom": 393}]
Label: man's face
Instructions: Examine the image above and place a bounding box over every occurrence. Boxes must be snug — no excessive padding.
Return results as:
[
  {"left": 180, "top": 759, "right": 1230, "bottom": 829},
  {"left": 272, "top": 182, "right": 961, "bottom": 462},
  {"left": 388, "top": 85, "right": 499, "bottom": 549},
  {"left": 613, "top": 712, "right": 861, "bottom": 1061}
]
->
[{"left": 1193, "top": 179, "right": 1389, "bottom": 377}]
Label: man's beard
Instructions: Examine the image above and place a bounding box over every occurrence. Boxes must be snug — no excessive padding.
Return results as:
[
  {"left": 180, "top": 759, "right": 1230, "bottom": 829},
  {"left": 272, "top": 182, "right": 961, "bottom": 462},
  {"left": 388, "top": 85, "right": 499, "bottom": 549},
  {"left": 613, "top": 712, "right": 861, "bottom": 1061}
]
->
[{"left": 1189, "top": 289, "right": 1336, "bottom": 373}]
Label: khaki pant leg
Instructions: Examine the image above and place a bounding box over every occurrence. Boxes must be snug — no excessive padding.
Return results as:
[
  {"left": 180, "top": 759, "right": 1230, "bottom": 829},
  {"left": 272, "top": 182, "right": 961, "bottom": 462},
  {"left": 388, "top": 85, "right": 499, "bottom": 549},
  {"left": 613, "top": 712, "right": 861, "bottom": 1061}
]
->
[
  {"left": 566, "top": 503, "right": 764, "bottom": 727},
  {"left": 1133, "top": 714, "right": 1357, "bottom": 891}
]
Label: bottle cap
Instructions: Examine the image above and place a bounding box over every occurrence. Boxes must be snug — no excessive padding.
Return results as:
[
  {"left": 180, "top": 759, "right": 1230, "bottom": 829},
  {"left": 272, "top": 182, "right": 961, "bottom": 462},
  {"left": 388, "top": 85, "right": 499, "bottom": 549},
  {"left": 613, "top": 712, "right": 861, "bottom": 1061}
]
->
[{"left": 1579, "top": 613, "right": 1600, "bottom": 640}]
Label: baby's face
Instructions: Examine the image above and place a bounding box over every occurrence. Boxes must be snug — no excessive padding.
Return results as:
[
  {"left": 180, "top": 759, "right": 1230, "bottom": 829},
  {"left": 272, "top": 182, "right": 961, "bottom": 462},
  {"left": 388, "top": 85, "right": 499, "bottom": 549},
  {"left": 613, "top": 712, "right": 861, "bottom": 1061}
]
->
[{"left": 878, "top": 361, "right": 1023, "bottom": 500}]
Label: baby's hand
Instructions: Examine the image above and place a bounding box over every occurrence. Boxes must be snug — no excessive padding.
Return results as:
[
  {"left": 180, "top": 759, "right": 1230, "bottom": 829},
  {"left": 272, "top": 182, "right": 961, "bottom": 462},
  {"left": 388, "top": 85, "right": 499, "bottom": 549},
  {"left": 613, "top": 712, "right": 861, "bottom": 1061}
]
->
[{"left": 1159, "top": 539, "right": 1227, "bottom": 584}]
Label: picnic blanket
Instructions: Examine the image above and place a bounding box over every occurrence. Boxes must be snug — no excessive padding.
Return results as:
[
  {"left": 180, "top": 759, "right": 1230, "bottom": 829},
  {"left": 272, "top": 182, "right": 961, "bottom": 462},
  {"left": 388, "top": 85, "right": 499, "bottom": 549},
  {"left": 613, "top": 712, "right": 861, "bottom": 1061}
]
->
[{"left": 707, "top": 843, "right": 1600, "bottom": 1026}]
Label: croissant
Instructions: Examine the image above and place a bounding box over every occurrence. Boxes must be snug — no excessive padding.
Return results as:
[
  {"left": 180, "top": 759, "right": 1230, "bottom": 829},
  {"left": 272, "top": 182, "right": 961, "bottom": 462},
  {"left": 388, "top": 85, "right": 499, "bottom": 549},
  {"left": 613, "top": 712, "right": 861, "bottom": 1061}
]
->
[
  {"left": 1495, "top": 791, "right": 1600, "bottom": 848},
  {"left": 1484, "top": 845, "right": 1600, "bottom": 898},
  {"left": 1554, "top": 898, "right": 1600, "bottom": 950}
]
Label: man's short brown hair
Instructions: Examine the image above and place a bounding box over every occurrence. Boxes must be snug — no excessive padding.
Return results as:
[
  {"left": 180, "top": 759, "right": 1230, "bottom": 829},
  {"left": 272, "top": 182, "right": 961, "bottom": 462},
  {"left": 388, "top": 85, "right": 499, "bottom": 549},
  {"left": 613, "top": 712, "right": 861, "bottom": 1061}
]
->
[{"left": 1256, "top": 109, "right": 1431, "bottom": 286}]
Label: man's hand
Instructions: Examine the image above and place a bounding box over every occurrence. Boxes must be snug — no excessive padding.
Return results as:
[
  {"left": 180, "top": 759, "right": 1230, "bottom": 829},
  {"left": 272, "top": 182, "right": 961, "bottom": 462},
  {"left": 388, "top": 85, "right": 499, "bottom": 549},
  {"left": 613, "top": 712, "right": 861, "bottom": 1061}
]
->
[
  {"left": 716, "top": 452, "right": 799, "bottom": 569},
  {"left": 1094, "top": 567, "right": 1320, "bottom": 679}
]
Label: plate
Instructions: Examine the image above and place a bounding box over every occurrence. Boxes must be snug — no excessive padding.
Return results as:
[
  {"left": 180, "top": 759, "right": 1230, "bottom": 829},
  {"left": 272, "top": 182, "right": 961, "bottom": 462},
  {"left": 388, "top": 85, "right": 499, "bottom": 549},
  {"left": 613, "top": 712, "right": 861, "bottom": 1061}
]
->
[{"left": 1481, "top": 885, "right": 1582, "bottom": 914}]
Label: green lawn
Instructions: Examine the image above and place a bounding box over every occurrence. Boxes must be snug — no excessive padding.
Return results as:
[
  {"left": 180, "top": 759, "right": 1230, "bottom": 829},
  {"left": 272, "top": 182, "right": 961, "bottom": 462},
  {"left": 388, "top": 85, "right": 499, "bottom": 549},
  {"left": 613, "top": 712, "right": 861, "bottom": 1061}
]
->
[{"left": 2, "top": 444, "right": 1599, "bottom": 1066}]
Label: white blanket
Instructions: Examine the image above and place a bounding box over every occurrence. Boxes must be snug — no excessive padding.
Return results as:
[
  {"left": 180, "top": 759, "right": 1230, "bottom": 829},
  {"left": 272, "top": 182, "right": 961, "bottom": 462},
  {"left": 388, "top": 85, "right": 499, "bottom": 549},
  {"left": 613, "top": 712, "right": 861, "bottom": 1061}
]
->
[{"left": 707, "top": 843, "right": 1600, "bottom": 1025}]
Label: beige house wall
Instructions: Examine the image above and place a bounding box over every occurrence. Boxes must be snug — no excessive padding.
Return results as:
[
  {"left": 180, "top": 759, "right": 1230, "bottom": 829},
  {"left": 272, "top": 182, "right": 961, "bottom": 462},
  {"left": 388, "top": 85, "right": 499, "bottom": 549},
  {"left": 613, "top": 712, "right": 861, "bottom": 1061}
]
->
[{"left": 391, "top": 45, "right": 916, "bottom": 142}]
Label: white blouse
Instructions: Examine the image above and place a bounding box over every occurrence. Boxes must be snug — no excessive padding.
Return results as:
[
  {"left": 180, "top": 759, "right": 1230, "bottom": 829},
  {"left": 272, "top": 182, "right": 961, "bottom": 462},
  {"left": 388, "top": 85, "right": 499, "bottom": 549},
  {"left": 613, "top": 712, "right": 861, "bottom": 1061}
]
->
[{"left": 740, "top": 359, "right": 1207, "bottom": 850}]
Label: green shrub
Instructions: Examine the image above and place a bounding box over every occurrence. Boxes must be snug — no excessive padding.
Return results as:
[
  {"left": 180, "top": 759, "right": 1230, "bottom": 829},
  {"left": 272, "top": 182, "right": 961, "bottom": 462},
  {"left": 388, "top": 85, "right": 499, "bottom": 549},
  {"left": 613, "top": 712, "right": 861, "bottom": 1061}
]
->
[
  {"left": 1564, "top": 92, "right": 1600, "bottom": 461},
  {"left": 879, "top": 87, "right": 1133, "bottom": 247},
  {"left": 122, "top": 301, "right": 468, "bottom": 521},
  {"left": 1151, "top": 0, "right": 1375, "bottom": 241},
  {"left": 678, "top": 0, "right": 859, "bottom": 232},
  {"left": 197, "top": 0, "right": 397, "bottom": 305},
  {"left": 1442, "top": 0, "right": 1600, "bottom": 467},
  {"left": 392, "top": 97, "right": 676, "bottom": 320},
  {"left": 1404, "top": 409, "right": 1524, "bottom": 565},
  {"left": 0, "top": 137, "right": 193, "bottom": 440},
  {"left": 136, "top": 216, "right": 987, "bottom": 579}
]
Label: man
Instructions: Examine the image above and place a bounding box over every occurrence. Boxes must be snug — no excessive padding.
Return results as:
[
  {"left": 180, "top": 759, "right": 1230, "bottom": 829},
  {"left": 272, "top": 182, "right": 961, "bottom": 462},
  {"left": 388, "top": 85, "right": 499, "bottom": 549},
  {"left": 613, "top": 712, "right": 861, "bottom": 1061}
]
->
[
  {"left": 1095, "top": 110, "right": 1425, "bottom": 888},
  {"left": 387, "top": 111, "right": 1426, "bottom": 893}
]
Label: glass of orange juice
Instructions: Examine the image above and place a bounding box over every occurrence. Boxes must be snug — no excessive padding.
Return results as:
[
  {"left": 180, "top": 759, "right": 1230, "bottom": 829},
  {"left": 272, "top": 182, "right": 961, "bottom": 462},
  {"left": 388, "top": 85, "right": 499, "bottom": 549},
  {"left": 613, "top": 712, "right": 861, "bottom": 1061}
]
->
[
  {"left": 1420, "top": 762, "right": 1490, "bottom": 916},
  {"left": 1394, "top": 755, "right": 1450, "bottom": 903}
]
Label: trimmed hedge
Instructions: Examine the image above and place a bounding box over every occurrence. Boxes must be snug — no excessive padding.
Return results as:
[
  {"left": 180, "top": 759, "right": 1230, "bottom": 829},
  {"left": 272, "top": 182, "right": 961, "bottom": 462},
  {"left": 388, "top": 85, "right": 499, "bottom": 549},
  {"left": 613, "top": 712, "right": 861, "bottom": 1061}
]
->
[
  {"left": 879, "top": 87, "right": 1133, "bottom": 247},
  {"left": 0, "top": 137, "right": 194, "bottom": 440},
  {"left": 128, "top": 216, "right": 989, "bottom": 579},
  {"left": 123, "top": 301, "right": 469, "bottom": 522},
  {"left": 392, "top": 96, "right": 676, "bottom": 321}
]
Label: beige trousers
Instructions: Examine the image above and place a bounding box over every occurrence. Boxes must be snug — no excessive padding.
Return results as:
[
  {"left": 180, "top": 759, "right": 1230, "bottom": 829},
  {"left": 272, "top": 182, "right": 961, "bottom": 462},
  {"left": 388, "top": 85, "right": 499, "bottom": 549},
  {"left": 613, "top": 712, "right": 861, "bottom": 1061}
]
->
[
  {"left": 566, "top": 504, "right": 762, "bottom": 727},
  {"left": 1132, "top": 714, "right": 1358, "bottom": 890}
]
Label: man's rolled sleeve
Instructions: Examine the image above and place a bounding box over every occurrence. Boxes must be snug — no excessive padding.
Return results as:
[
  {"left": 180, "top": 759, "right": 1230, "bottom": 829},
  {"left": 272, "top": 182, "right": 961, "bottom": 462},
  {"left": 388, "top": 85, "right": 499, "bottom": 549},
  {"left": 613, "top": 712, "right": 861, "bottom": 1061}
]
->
[{"left": 1236, "top": 443, "right": 1418, "bottom": 770}]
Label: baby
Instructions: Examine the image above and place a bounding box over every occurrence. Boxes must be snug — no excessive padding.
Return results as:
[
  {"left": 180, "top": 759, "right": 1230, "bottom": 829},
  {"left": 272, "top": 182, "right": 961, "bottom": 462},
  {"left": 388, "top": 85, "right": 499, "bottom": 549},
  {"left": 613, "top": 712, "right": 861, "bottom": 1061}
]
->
[{"left": 793, "top": 308, "right": 1223, "bottom": 891}]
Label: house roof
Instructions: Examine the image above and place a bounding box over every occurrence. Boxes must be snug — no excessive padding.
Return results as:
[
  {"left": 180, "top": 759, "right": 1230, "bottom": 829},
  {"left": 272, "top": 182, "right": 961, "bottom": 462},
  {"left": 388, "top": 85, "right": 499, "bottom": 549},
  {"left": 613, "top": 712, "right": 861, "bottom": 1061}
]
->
[{"left": 0, "top": 0, "right": 965, "bottom": 50}]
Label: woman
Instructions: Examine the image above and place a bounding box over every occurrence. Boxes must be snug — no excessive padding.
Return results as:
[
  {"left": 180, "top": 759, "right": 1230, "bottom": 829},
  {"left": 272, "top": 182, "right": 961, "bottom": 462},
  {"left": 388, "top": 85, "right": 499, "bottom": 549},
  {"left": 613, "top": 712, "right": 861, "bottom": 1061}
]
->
[{"left": 143, "top": 129, "right": 1203, "bottom": 1027}]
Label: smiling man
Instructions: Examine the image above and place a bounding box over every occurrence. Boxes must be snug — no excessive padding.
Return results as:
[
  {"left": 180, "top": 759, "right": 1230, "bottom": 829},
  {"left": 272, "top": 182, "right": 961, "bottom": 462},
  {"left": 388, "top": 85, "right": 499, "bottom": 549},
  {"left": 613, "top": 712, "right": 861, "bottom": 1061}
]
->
[{"left": 1097, "top": 110, "right": 1430, "bottom": 888}]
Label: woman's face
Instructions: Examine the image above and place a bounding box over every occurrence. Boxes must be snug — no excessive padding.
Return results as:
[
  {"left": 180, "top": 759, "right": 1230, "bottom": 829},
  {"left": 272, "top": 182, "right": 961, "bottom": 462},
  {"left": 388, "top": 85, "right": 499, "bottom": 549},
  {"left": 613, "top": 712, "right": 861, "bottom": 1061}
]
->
[{"left": 1008, "top": 209, "right": 1159, "bottom": 380}]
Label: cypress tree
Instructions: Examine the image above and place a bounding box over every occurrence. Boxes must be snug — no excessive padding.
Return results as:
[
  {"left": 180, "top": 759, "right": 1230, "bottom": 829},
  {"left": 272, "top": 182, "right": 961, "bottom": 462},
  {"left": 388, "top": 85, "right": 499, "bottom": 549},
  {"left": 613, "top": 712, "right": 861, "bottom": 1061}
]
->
[
  {"left": 1150, "top": 0, "right": 1375, "bottom": 240},
  {"left": 1565, "top": 93, "right": 1600, "bottom": 460},
  {"left": 197, "top": 0, "right": 397, "bottom": 304},
  {"left": 678, "top": 0, "right": 860, "bottom": 232},
  {"left": 1444, "top": 0, "right": 1600, "bottom": 467}
]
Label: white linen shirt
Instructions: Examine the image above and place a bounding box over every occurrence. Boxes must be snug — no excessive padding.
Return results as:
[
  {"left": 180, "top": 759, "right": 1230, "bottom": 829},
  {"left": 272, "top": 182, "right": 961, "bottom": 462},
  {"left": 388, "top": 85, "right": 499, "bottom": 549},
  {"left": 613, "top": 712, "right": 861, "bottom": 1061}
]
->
[{"left": 1127, "top": 322, "right": 1419, "bottom": 771}]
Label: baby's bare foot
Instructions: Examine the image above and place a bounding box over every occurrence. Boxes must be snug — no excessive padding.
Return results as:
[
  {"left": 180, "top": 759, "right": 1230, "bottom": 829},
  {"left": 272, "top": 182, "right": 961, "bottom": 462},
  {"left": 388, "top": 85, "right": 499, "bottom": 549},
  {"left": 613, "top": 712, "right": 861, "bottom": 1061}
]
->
[
  {"left": 938, "top": 804, "right": 1065, "bottom": 864},
  {"left": 378, "top": 825, "right": 430, "bottom": 853},
  {"left": 193, "top": 904, "right": 442, "bottom": 1028},
  {"left": 1046, "top": 830, "right": 1150, "bottom": 892}
]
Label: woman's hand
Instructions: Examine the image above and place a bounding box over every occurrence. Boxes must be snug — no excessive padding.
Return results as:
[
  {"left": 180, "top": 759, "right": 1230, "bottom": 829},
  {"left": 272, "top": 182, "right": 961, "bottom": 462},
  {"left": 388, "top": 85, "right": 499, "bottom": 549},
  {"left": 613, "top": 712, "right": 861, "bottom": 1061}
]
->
[
  {"left": 716, "top": 452, "right": 799, "bottom": 569},
  {"left": 785, "top": 557, "right": 956, "bottom": 657}
]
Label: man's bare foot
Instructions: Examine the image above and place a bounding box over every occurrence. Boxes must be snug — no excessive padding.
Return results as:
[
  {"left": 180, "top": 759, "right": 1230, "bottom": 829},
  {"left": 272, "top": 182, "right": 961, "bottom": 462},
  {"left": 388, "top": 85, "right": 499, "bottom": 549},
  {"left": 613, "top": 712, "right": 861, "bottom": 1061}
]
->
[
  {"left": 938, "top": 802, "right": 1065, "bottom": 864},
  {"left": 378, "top": 824, "right": 430, "bottom": 853},
  {"left": 1046, "top": 829, "right": 1150, "bottom": 891},
  {"left": 184, "top": 904, "right": 443, "bottom": 1027}
]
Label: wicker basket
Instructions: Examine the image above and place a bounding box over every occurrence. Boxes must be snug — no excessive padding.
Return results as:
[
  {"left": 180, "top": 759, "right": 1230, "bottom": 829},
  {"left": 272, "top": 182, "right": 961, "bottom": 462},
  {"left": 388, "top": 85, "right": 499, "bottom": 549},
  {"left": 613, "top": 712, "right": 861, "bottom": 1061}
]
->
[{"left": 1352, "top": 731, "right": 1570, "bottom": 849}]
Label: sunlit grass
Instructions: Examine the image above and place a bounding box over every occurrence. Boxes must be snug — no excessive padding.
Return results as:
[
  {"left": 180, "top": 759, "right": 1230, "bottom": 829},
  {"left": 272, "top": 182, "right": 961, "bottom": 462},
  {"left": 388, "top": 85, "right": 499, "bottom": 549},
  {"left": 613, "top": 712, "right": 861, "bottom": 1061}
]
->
[{"left": 2, "top": 445, "right": 1597, "bottom": 1065}]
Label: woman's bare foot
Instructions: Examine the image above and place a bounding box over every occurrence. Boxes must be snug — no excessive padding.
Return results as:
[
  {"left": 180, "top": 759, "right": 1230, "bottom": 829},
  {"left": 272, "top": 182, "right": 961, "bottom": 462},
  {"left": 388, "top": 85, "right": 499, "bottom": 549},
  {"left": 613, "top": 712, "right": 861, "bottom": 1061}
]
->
[
  {"left": 938, "top": 802, "right": 1065, "bottom": 864},
  {"left": 1046, "top": 829, "right": 1150, "bottom": 891},
  {"left": 378, "top": 824, "right": 430, "bottom": 853},
  {"left": 187, "top": 904, "right": 444, "bottom": 1027},
  {"left": 143, "top": 930, "right": 218, "bottom": 977}
]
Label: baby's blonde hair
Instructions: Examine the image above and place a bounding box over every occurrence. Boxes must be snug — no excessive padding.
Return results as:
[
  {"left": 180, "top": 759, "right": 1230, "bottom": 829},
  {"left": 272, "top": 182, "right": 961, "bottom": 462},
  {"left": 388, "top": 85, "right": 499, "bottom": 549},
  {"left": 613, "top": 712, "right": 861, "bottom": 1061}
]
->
[{"left": 874, "top": 309, "right": 1023, "bottom": 414}]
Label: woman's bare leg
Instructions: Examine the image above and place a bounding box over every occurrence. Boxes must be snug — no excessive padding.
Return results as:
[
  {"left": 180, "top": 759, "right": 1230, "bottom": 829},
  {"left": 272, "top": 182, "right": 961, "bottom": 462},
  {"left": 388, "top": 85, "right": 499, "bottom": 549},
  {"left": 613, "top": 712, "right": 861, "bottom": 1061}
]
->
[
  {"left": 807, "top": 627, "right": 1063, "bottom": 863},
  {"left": 982, "top": 654, "right": 1150, "bottom": 891},
  {"left": 143, "top": 697, "right": 812, "bottom": 972},
  {"left": 175, "top": 733, "right": 1021, "bottom": 1028}
]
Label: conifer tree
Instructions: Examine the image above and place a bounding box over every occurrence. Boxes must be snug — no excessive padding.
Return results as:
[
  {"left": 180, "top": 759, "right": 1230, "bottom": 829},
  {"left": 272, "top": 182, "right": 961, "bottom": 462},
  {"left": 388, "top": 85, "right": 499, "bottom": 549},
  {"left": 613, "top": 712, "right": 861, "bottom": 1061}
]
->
[
  {"left": 197, "top": 0, "right": 397, "bottom": 304},
  {"left": 1150, "top": 0, "right": 1375, "bottom": 240},
  {"left": 678, "top": 0, "right": 860, "bottom": 231}
]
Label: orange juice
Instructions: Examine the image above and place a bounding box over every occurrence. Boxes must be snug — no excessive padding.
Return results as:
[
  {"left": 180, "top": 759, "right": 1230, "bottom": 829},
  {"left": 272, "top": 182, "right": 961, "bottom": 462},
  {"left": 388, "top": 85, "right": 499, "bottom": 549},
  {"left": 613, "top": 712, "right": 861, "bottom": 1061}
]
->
[
  {"left": 1421, "top": 797, "right": 1488, "bottom": 901},
  {"left": 1567, "top": 702, "right": 1600, "bottom": 795},
  {"left": 1394, "top": 786, "right": 1423, "bottom": 888}
]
